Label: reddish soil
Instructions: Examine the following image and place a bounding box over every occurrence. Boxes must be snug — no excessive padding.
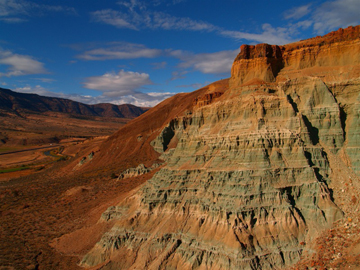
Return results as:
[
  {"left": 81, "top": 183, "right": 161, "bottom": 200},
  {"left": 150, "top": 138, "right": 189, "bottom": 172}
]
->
[
  {"left": 0, "top": 107, "right": 141, "bottom": 269},
  {"left": 0, "top": 79, "right": 229, "bottom": 269},
  {"left": 79, "top": 79, "right": 230, "bottom": 173},
  {"left": 0, "top": 160, "right": 161, "bottom": 269},
  {"left": 0, "top": 111, "right": 128, "bottom": 147}
]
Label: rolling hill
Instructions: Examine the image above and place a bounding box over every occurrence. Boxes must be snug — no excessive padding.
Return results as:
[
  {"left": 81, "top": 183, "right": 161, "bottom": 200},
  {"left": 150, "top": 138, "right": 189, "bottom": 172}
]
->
[{"left": 0, "top": 87, "right": 148, "bottom": 119}]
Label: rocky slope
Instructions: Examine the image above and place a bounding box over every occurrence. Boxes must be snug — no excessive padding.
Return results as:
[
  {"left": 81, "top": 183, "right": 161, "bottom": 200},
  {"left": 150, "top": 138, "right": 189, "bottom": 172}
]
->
[
  {"left": 77, "top": 26, "right": 360, "bottom": 269},
  {"left": 0, "top": 88, "right": 148, "bottom": 119}
]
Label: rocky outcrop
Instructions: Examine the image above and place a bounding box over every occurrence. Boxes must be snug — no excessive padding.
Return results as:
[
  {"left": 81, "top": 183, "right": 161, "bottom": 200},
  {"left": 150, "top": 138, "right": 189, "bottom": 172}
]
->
[
  {"left": 73, "top": 151, "right": 95, "bottom": 170},
  {"left": 117, "top": 163, "right": 162, "bottom": 180},
  {"left": 231, "top": 44, "right": 284, "bottom": 86},
  {"left": 79, "top": 26, "right": 360, "bottom": 269},
  {"left": 230, "top": 26, "right": 360, "bottom": 87}
]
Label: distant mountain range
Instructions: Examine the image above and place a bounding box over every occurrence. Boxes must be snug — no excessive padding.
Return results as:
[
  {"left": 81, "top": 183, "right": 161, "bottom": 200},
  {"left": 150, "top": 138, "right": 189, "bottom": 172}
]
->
[{"left": 0, "top": 87, "right": 148, "bottom": 119}]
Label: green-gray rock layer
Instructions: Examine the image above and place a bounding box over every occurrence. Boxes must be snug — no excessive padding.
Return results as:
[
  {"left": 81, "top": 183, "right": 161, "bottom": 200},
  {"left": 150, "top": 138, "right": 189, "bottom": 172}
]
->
[{"left": 79, "top": 76, "right": 360, "bottom": 269}]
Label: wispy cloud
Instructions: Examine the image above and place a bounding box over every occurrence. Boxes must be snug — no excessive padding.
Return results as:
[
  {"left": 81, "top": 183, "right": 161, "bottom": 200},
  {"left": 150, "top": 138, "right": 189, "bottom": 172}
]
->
[
  {"left": 0, "top": 0, "right": 27, "bottom": 17},
  {"left": 77, "top": 42, "right": 162, "bottom": 60},
  {"left": 34, "top": 78, "right": 55, "bottom": 83},
  {"left": 92, "top": 1, "right": 294, "bottom": 45},
  {"left": 284, "top": 0, "right": 360, "bottom": 35},
  {"left": 0, "top": 48, "right": 48, "bottom": 77},
  {"left": 151, "top": 61, "right": 167, "bottom": 69},
  {"left": 0, "top": 16, "right": 25, "bottom": 23},
  {"left": 172, "top": 49, "right": 239, "bottom": 74},
  {"left": 127, "top": 0, "right": 188, "bottom": 7},
  {"left": 92, "top": 0, "right": 215, "bottom": 32},
  {"left": 170, "top": 70, "right": 188, "bottom": 81},
  {"left": 0, "top": 0, "right": 77, "bottom": 23},
  {"left": 148, "top": 11, "right": 216, "bottom": 31},
  {"left": 94, "top": 0, "right": 360, "bottom": 47},
  {"left": 73, "top": 41, "right": 237, "bottom": 75},
  {"left": 221, "top": 24, "right": 296, "bottom": 45},
  {"left": 284, "top": 4, "right": 312, "bottom": 20},
  {"left": 312, "top": 0, "right": 360, "bottom": 34},
  {"left": 91, "top": 8, "right": 216, "bottom": 32},
  {"left": 91, "top": 9, "right": 137, "bottom": 30}
]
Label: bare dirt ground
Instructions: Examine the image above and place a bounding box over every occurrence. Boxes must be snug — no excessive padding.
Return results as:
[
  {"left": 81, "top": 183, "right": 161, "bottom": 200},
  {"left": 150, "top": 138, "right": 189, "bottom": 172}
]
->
[
  {"left": 0, "top": 159, "right": 157, "bottom": 269},
  {"left": 0, "top": 112, "right": 154, "bottom": 269},
  {"left": 0, "top": 110, "right": 128, "bottom": 182},
  {"left": 0, "top": 110, "right": 128, "bottom": 146},
  {"left": 0, "top": 137, "right": 104, "bottom": 182}
]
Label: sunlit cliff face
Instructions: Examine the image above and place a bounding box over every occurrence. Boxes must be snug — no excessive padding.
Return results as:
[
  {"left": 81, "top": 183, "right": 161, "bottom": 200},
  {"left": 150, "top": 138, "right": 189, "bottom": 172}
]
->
[{"left": 80, "top": 26, "right": 360, "bottom": 270}]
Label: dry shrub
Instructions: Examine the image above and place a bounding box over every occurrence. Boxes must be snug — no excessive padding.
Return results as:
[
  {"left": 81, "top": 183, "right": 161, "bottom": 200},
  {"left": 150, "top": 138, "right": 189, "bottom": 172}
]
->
[{"left": 351, "top": 195, "right": 357, "bottom": 204}]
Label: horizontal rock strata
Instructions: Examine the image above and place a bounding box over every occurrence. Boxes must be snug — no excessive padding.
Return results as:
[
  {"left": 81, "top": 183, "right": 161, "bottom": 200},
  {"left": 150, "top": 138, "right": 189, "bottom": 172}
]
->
[
  {"left": 230, "top": 26, "right": 360, "bottom": 87},
  {"left": 80, "top": 26, "right": 360, "bottom": 270}
]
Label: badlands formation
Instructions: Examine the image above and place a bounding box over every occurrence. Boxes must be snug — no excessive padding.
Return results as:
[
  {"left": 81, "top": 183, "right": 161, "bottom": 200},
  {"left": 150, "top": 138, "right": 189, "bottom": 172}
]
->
[{"left": 78, "top": 26, "right": 360, "bottom": 269}]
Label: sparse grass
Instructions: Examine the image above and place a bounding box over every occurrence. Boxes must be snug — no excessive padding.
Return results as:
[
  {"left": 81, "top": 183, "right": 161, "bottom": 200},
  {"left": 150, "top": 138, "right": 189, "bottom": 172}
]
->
[
  {"left": 0, "top": 147, "right": 23, "bottom": 153},
  {"left": 47, "top": 148, "right": 69, "bottom": 162},
  {"left": 56, "top": 156, "right": 68, "bottom": 162},
  {"left": 0, "top": 165, "right": 30, "bottom": 174},
  {"left": 0, "top": 159, "right": 149, "bottom": 270}
]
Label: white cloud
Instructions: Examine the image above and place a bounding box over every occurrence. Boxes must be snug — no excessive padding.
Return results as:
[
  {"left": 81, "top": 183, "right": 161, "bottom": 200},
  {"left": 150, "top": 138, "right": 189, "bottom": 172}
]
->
[
  {"left": 13, "top": 83, "right": 173, "bottom": 107},
  {"left": 173, "top": 49, "right": 239, "bottom": 74},
  {"left": 92, "top": 0, "right": 359, "bottom": 47},
  {"left": 123, "top": 0, "right": 187, "bottom": 7},
  {"left": 34, "top": 78, "right": 55, "bottom": 83},
  {"left": 39, "top": 5, "right": 76, "bottom": 15},
  {"left": 147, "top": 91, "right": 173, "bottom": 97},
  {"left": 77, "top": 42, "right": 161, "bottom": 60},
  {"left": 91, "top": 7, "right": 216, "bottom": 32},
  {"left": 107, "top": 92, "right": 175, "bottom": 107},
  {"left": 81, "top": 70, "right": 177, "bottom": 106},
  {"left": 83, "top": 70, "right": 153, "bottom": 97},
  {"left": 170, "top": 70, "right": 188, "bottom": 81},
  {"left": 0, "top": 0, "right": 76, "bottom": 22},
  {"left": 91, "top": 9, "right": 137, "bottom": 30},
  {"left": 221, "top": 24, "right": 295, "bottom": 45},
  {"left": 312, "top": 0, "right": 360, "bottom": 34},
  {"left": 0, "top": 17, "right": 25, "bottom": 23},
  {"left": 284, "top": 4, "right": 312, "bottom": 20},
  {"left": 0, "top": 48, "right": 48, "bottom": 77},
  {"left": 149, "top": 11, "right": 216, "bottom": 31},
  {"left": 92, "top": 2, "right": 296, "bottom": 45},
  {"left": 294, "top": 20, "right": 313, "bottom": 30},
  {"left": 118, "top": 0, "right": 146, "bottom": 11},
  {"left": 151, "top": 61, "right": 167, "bottom": 69},
  {"left": 283, "top": 0, "right": 360, "bottom": 36},
  {"left": 0, "top": 0, "right": 27, "bottom": 17},
  {"left": 65, "top": 92, "right": 174, "bottom": 107},
  {"left": 15, "top": 84, "right": 52, "bottom": 96}
]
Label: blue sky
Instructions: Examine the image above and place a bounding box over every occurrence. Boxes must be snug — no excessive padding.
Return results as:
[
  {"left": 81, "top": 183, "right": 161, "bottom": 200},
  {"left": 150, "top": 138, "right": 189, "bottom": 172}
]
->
[{"left": 0, "top": 0, "right": 359, "bottom": 107}]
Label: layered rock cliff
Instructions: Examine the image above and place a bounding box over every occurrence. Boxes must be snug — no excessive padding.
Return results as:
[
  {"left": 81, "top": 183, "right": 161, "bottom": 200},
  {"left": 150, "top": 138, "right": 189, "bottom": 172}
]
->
[
  {"left": 79, "top": 26, "right": 360, "bottom": 269},
  {"left": 230, "top": 25, "right": 360, "bottom": 87}
]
